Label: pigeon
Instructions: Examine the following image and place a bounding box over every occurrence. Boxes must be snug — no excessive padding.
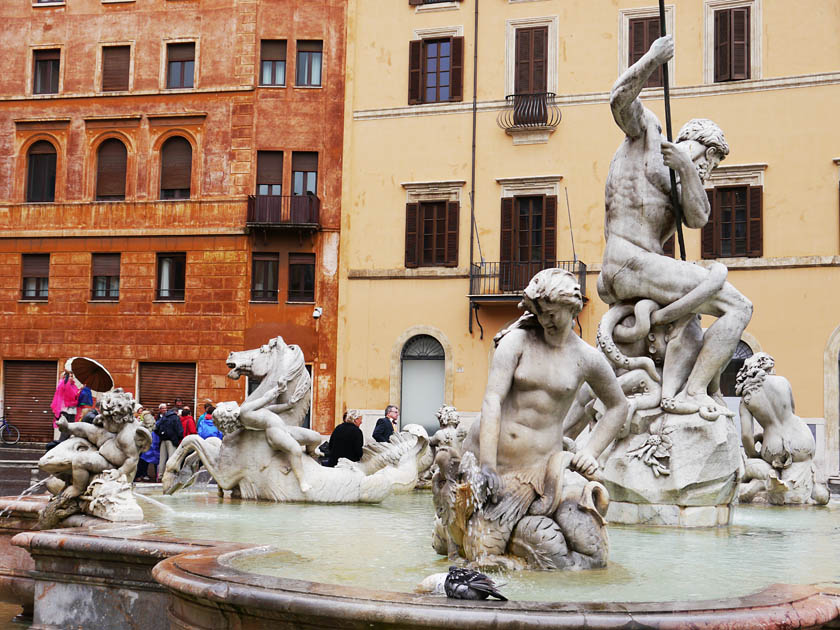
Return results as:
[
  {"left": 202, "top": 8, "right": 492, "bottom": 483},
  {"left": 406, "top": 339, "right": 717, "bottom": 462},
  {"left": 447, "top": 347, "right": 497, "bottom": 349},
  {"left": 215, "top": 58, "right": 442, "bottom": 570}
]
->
[{"left": 444, "top": 566, "right": 508, "bottom": 601}]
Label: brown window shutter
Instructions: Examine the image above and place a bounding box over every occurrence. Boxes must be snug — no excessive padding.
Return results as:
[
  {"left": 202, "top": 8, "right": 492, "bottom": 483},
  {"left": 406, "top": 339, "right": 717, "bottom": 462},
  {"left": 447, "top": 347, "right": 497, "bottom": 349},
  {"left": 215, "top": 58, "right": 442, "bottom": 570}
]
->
[
  {"left": 515, "top": 28, "right": 531, "bottom": 94},
  {"left": 500, "top": 197, "right": 515, "bottom": 290},
  {"left": 168, "top": 42, "right": 195, "bottom": 62},
  {"left": 138, "top": 362, "right": 196, "bottom": 416},
  {"left": 292, "top": 151, "right": 318, "bottom": 172},
  {"left": 408, "top": 0, "right": 424, "bottom": 5},
  {"left": 261, "top": 40, "right": 286, "bottom": 61},
  {"left": 662, "top": 235, "right": 675, "bottom": 257},
  {"left": 405, "top": 202, "right": 420, "bottom": 268},
  {"left": 449, "top": 37, "right": 464, "bottom": 102},
  {"left": 297, "top": 40, "right": 322, "bottom": 53},
  {"left": 92, "top": 253, "right": 120, "bottom": 276},
  {"left": 22, "top": 254, "right": 50, "bottom": 276},
  {"left": 34, "top": 49, "right": 59, "bottom": 62},
  {"left": 532, "top": 28, "right": 547, "bottom": 93},
  {"left": 701, "top": 189, "right": 717, "bottom": 259},
  {"left": 444, "top": 201, "right": 459, "bottom": 267},
  {"left": 102, "top": 46, "right": 130, "bottom": 91},
  {"left": 257, "top": 151, "right": 283, "bottom": 186},
  {"left": 160, "top": 137, "right": 192, "bottom": 191},
  {"left": 408, "top": 40, "right": 423, "bottom": 104},
  {"left": 4, "top": 360, "right": 58, "bottom": 442},
  {"left": 96, "top": 139, "right": 127, "bottom": 198},
  {"left": 746, "top": 185, "right": 762, "bottom": 257},
  {"left": 543, "top": 195, "right": 557, "bottom": 262},
  {"left": 731, "top": 7, "right": 750, "bottom": 80},
  {"left": 714, "top": 9, "right": 731, "bottom": 82}
]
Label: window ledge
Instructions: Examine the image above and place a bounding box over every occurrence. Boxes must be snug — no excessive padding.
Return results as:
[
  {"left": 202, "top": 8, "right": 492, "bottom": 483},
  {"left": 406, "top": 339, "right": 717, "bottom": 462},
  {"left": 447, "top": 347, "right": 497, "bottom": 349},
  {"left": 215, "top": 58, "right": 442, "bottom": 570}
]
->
[
  {"left": 32, "top": 1, "right": 65, "bottom": 6},
  {"left": 249, "top": 300, "right": 279, "bottom": 305},
  {"left": 286, "top": 301, "right": 315, "bottom": 305},
  {"left": 504, "top": 125, "right": 556, "bottom": 145},
  {"left": 293, "top": 85, "right": 323, "bottom": 90},
  {"left": 163, "top": 87, "right": 196, "bottom": 93},
  {"left": 89, "top": 300, "right": 120, "bottom": 303},
  {"left": 258, "top": 85, "right": 286, "bottom": 89},
  {"left": 153, "top": 299, "right": 185, "bottom": 303},
  {"left": 415, "top": 2, "right": 460, "bottom": 12},
  {"left": 102, "top": 0, "right": 135, "bottom": 3},
  {"left": 19, "top": 299, "right": 48, "bottom": 303}
]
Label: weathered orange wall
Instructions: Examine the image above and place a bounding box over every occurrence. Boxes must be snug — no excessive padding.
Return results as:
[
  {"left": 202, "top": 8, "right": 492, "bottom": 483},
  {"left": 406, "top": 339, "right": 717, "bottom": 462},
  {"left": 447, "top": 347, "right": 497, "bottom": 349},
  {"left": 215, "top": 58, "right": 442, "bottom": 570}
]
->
[{"left": 0, "top": 0, "right": 346, "bottom": 435}]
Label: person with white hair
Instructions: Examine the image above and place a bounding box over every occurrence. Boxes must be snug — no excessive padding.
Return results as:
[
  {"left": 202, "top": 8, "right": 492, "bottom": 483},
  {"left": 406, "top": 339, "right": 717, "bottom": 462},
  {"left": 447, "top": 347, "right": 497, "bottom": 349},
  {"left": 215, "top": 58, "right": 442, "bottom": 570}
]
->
[{"left": 325, "top": 409, "right": 364, "bottom": 467}]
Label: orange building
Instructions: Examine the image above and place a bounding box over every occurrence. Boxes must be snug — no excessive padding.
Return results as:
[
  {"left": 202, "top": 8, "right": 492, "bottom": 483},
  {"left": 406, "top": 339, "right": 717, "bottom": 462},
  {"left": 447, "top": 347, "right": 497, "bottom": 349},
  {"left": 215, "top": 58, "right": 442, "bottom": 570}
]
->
[{"left": 0, "top": 0, "right": 346, "bottom": 440}]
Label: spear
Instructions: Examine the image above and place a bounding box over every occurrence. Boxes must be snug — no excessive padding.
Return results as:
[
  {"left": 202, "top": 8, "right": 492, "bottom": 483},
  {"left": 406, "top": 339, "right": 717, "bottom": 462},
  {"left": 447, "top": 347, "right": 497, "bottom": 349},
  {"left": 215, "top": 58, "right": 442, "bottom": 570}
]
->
[{"left": 659, "top": 0, "right": 686, "bottom": 261}]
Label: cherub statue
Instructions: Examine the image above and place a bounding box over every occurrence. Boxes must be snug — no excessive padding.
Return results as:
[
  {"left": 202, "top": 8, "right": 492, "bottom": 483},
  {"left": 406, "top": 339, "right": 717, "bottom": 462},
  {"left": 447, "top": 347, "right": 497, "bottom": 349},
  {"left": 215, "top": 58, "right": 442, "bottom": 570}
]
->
[
  {"left": 39, "top": 388, "right": 151, "bottom": 526},
  {"left": 736, "top": 353, "right": 829, "bottom": 505},
  {"left": 429, "top": 405, "right": 468, "bottom": 452}
]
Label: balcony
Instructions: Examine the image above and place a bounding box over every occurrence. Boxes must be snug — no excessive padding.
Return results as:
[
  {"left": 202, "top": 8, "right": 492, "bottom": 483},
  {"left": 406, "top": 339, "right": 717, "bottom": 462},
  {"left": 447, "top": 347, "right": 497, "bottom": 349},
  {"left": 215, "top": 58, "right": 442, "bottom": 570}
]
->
[
  {"left": 246, "top": 194, "right": 320, "bottom": 230},
  {"left": 469, "top": 260, "right": 587, "bottom": 304},
  {"left": 496, "top": 92, "right": 562, "bottom": 145}
]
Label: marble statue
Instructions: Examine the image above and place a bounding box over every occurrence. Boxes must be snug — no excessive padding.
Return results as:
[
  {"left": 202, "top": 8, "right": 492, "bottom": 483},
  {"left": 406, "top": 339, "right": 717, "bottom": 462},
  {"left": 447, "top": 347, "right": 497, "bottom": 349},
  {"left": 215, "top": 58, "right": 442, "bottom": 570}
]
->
[
  {"left": 432, "top": 269, "right": 627, "bottom": 570},
  {"left": 38, "top": 388, "right": 150, "bottom": 528},
  {"left": 577, "top": 35, "right": 749, "bottom": 526},
  {"left": 415, "top": 406, "right": 467, "bottom": 489},
  {"left": 162, "top": 336, "right": 430, "bottom": 502},
  {"left": 736, "top": 353, "right": 829, "bottom": 505}
]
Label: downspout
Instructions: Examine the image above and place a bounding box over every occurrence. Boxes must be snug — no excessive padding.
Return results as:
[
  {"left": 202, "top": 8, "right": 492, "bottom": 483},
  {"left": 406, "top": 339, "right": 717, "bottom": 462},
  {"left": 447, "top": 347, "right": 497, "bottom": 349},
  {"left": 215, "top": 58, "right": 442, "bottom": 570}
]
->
[{"left": 468, "top": 0, "right": 479, "bottom": 335}]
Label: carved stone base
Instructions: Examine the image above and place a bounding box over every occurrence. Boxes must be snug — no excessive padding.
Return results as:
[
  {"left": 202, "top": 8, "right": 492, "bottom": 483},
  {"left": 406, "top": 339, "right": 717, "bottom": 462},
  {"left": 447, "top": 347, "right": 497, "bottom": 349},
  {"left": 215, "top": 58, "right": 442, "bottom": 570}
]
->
[
  {"left": 600, "top": 410, "right": 741, "bottom": 527},
  {"left": 607, "top": 501, "right": 733, "bottom": 527}
]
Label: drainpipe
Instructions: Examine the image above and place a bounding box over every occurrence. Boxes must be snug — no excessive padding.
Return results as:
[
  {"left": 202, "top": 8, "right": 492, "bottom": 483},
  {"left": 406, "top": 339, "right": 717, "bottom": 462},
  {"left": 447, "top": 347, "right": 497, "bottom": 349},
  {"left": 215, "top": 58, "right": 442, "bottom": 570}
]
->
[{"left": 468, "top": 0, "right": 479, "bottom": 335}]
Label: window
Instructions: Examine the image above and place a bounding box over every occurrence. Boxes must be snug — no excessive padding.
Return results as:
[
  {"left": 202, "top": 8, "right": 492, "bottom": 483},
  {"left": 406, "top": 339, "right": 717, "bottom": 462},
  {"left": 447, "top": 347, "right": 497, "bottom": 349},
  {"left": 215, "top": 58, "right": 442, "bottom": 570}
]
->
[
  {"left": 512, "top": 27, "right": 549, "bottom": 125},
  {"left": 91, "top": 253, "right": 120, "bottom": 301},
  {"left": 408, "top": 37, "right": 463, "bottom": 104},
  {"left": 295, "top": 41, "right": 322, "bottom": 87},
  {"left": 288, "top": 253, "right": 315, "bottom": 302},
  {"left": 33, "top": 49, "right": 60, "bottom": 95},
  {"left": 701, "top": 186, "right": 763, "bottom": 258},
  {"left": 292, "top": 152, "right": 317, "bottom": 196},
  {"left": 102, "top": 45, "right": 130, "bottom": 92},
  {"left": 405, "top": 201, "right": 459, "bottom": 268},
  {"left": 714, "top": 7, "right": 750, "bottom": 82},
  {"left": 159, "top": 136, "right": 192, "bottom": 199},
  {"left": 251, "top": 253, "right": 279, "bottom": 302},
  {"left": 720, "top": 341, "right": 753, "bottom": 397},
  {"left": 96, "top": 139, "right": 127, "bottom": 201},
  {"left": 157, "top": 253, "right": 186, "bottom": 300},
  {"left": 166, "top": 42, "right": 195, "bottom": 89},
  {"left": 260, "top": 40, "right": 286, "bottom": 86},
  {"left": 628, "top": 17, "right": 663, "bottom": 88},
  {"left": 257, "top": 151, "right": 283, "bottom": 196},
  {"left": 26, "top": 141, "right": 57, "bottom": 203},
  {"left": 499, "top": 195, "right": 557, "bottom": 290},
  {"left": 21, "top": 254, "right": 49, "bottom": 301}
]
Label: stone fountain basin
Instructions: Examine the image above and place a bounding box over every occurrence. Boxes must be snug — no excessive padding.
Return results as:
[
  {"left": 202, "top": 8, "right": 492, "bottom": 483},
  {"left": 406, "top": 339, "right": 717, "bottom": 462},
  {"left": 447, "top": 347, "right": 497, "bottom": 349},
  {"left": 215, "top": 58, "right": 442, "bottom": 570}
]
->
[{"left": 3, "top": 491, "right": 840, "bottom": 629}]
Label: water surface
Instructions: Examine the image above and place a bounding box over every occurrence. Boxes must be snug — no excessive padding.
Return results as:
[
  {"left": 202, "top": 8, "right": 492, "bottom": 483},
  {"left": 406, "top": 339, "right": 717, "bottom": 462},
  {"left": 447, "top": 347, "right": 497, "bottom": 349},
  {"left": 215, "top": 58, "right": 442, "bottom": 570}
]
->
[{"left": 140, "top": 489, "right": 840, "bottom": 602}]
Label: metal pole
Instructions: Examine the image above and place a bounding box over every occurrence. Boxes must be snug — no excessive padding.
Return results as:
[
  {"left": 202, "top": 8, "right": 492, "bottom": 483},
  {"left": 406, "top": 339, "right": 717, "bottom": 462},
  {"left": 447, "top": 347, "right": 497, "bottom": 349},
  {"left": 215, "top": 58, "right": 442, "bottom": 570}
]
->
[
  {"left": 468, "top": 0, "right": 479, "bottom": 334},
  {"left": 659, "top": 0, "right": 686, "bottom": 261}
]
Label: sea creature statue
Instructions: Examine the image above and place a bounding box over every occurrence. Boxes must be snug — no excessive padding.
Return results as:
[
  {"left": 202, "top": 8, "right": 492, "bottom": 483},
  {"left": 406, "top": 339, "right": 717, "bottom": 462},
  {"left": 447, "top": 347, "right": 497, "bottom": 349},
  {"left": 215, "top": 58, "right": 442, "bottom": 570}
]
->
[
  {"left": 163, "top": 336, "right": 430, "bottom": 502},
  {"left": 432, "top": 269, "right": 625, "bottom": 571},
  {"left": 736, "top": 353, "right": 829, "bottom": 505},
  {"left": 38, "top": 388, "right": 150, "bottom": 528}
]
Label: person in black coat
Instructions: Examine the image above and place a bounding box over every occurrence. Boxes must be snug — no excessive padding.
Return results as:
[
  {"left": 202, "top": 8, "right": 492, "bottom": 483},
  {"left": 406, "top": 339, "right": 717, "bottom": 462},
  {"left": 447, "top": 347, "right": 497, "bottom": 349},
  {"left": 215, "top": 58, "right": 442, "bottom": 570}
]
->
[
  {"left": 372, "top": 405, "right": 399, "bottom": 442},
  {"left": 155, "top": 403, "right": 184, "bottom": 475},
  {"left": 325, "top": 410, "right": 364, "bottom": 467}
]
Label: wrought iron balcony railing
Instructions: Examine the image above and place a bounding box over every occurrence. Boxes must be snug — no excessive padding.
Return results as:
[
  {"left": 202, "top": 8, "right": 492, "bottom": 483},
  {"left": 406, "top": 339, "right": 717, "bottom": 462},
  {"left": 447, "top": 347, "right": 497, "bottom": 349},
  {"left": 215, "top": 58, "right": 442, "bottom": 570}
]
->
[
  {"left": 497, "top": 92, "right": 562, "bottom": 131},
  {"left": 469, "top": 260, "right": 586, "bottom": 300},
  {"left": 246, "top": 194, "right": 320, "bottom": 228}
]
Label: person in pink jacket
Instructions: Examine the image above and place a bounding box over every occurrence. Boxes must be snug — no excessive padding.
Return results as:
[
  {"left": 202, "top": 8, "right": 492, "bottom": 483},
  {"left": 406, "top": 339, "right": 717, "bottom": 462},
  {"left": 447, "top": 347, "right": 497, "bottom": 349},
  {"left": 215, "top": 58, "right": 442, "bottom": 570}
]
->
[{"left": 50, "top": 371, "right": 79, "bottom": 428}]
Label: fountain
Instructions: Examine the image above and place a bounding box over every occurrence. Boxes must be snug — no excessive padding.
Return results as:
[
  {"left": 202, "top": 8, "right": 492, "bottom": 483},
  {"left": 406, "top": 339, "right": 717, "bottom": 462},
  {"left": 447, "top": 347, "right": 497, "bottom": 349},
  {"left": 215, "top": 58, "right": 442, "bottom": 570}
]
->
[{"left": 1, "top": 31, "right": 840, "bottom": 630}]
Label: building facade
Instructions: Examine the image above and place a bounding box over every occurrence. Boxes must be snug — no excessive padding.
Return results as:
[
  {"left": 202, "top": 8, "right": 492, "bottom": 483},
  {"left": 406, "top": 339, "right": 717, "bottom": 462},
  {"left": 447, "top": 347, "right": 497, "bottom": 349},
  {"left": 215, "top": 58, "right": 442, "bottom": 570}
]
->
[
  {"left": 0, "top": 0, "right": 346, "bottom": 439},
  {"left": 338, "top": 0, "right": 840, "bottom": 475}
]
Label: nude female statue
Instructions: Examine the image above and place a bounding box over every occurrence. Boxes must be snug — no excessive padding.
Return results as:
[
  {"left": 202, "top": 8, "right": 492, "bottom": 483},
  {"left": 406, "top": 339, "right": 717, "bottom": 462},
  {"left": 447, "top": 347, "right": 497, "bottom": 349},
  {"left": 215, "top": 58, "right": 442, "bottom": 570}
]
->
[{"left": 449, "top": 268, "right": 628, "bottom": 569}]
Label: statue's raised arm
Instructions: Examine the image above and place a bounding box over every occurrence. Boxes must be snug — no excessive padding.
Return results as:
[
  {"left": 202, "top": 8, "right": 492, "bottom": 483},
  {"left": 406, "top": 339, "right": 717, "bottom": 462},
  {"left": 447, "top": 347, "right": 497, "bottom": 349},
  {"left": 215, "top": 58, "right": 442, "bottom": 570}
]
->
[{"left": 610, "top": 35, "right": 673, "bottom": 138}]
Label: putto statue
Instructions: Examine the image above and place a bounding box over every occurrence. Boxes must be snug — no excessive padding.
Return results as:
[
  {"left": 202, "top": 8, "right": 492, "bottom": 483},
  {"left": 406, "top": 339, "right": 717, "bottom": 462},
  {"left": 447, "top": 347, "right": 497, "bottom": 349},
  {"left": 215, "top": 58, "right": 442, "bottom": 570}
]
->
[
  {"left": 429, "top": 405, "right": 467, "bottom": 452},
  {"left": 38, "top": 388, "right": 150, "bottom": 527},
  {"left": 432, "top": 269, "right": 627, "bottom": 570},
  {"left": 736, "top": 353, "right": 829, "bottom": 505},
  {"left": 584, "top": 35, "right": 747, "bottom": 526},
  {"left": 163, "top": 337, "right": 430, "bottom": 503}
]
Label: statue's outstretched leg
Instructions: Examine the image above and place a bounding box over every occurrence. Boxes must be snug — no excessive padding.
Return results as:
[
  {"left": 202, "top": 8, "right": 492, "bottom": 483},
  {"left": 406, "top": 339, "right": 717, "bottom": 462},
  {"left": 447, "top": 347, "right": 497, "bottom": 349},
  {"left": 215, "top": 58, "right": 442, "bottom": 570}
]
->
[{"left": 265, "top": 426, "right": 312, "bottom": 493}]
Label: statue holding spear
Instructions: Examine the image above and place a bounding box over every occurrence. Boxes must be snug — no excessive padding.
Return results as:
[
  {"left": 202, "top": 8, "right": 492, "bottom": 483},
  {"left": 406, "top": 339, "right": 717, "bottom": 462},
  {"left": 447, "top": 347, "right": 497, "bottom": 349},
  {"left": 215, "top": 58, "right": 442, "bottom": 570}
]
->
[{"left": 596, "top": 19, "right": 752, "bottom": 420}]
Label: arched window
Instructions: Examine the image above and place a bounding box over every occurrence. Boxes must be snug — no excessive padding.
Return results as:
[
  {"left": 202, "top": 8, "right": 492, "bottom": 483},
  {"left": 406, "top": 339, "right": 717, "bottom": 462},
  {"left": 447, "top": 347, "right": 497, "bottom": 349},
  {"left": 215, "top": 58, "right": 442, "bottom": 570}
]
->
[
  {"left": 401, "top": 334, "right": 445, "bottom": 435},
  {"left": 159, "top": 136, "right": 192, "bottom": 200},
  {"left": 96, "top": 138, "right": 127, "bottom": 201},
  {"left": 720, "top": 340, "right": 753, "bottom": 397},
  {"left": 26, "top": 140, "right": 57, "bottom": 202}
]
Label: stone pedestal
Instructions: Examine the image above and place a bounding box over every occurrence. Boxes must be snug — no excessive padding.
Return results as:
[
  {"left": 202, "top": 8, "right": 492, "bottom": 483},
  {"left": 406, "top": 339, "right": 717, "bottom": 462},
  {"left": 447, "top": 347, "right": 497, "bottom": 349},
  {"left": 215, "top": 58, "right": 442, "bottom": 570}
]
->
[{"left": 600, "top": 410, "right": 741, "bottom": 527}]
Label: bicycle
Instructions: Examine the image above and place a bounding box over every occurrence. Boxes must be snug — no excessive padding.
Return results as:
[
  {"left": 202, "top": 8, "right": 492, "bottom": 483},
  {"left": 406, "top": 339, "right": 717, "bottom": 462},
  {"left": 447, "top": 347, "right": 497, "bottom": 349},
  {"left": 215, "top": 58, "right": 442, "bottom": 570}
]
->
[{"left": 0, "top": 416, "right": 20, "bottom": 445}]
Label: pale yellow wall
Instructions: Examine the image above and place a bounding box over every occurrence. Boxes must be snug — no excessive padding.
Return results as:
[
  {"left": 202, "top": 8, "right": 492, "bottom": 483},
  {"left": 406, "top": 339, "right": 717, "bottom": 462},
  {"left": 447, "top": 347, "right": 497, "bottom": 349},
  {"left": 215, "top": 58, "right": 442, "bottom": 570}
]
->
[{"left": 339, "top": 0, "right": 840, "bottom": 443}]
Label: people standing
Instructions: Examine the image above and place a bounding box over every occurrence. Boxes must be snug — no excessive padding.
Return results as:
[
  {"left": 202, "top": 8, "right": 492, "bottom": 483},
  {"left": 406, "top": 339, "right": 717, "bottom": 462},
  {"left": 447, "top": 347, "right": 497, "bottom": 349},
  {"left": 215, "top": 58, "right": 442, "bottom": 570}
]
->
[
  {"left": 180, "top": 406, "right": 197, "bottom": 437},
  {"left": 325, "top": 410, "right": 364, "bottom": 467},
  {"left": 197, "top": 404, "right": 223, "bottom": 440},
  {"left": 134, "top": 406, "right": 159, "bottom": 482},
  {"left": 372, "top": 405, "right": 399, "bottom": 442},
  {"left": 50, "top": 371, "right": 79, "bottom": 438},
  {"left": 155, "top": 403, "right": 183, "bottom": 479}
]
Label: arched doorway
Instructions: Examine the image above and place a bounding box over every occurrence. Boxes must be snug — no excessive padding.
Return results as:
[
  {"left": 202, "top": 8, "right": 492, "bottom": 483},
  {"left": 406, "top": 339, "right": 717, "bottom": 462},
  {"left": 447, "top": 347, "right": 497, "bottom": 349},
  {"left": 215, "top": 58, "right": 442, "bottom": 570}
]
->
[
  {"left": 400, "top": 335, "right": 445, "bottom": 436},
  {"left": 720, "top": 340, "right": 753, "bottom": 416}
]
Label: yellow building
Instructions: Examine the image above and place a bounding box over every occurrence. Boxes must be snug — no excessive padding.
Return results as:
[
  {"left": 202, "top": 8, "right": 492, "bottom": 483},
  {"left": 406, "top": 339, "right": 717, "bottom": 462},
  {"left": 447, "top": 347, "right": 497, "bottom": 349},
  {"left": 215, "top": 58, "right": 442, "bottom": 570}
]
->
[{"left": 337, "top": 0, "right": 840, "bottom": 479}]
